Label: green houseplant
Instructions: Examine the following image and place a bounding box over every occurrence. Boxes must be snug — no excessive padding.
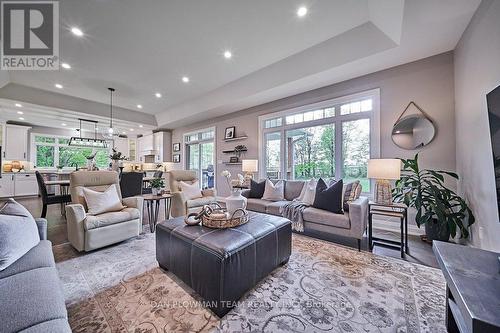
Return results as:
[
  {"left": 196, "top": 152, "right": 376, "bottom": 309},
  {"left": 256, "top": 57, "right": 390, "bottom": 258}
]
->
[
  {"left": 392, "top": 153, "right": 475, "bottom": 241},
  {"left": 149, "top": 178, "right": 165, "bottom": 196}
]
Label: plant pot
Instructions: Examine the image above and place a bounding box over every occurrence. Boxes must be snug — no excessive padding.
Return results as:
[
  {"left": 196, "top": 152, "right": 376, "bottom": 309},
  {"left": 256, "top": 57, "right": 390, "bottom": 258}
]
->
[
  {"left": 152, "top": 188, "right": 160, "bottom": 196},
  {"left": 424, "top": 219, "right": 450, "bottom": 242},
  {"left": 225, "top": 189, "right": 247, "bottom": 215}
]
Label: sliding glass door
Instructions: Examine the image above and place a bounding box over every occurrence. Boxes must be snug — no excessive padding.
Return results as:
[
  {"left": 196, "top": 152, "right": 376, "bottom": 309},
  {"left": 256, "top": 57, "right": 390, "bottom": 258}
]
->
[{"left": 185, "top": 128, "right": 215, "bottom": 189}]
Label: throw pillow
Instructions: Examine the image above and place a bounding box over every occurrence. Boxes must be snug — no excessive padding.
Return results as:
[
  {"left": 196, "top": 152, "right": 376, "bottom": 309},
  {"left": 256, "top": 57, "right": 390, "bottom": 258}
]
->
[
  {"left": 296, "top": 179, "right": 316, "bottom": 206},
  {"left": 0, "top": 199, "right": 40, "bottom": 271},
  {"left": 343, "top": 180, "right": 362, "bottom": 211},
  {"left": 313, "top": 178, "right": 344, "bottom": 214},
  {"left": 83, "top": 184, "right": 125, "bottom": 215},
  {"left": 262, "top": 179, "right": 285, "bottom": 201},
  {"left": 179, "top": 180, "right": 203, "bottom": 200},
  {"left": 249, "top": 179, "right": 266, "bottom": 198}
]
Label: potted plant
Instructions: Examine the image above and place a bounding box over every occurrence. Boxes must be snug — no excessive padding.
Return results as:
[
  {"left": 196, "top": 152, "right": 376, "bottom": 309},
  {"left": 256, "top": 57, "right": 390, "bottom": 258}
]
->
[
  {"left": 392, "top": 153, "right": 475, "bottom": 241},
  {"left": 149, "top": 178, "right": 164, "bottom": 196},
  {"left": 109, "top": 148, "right": 127, "bottom": 171}
]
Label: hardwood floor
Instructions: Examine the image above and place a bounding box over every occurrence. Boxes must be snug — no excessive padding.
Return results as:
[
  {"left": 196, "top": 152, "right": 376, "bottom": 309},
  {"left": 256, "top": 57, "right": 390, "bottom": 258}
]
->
[{"left": 9, "top": 196, "right": 438, "bottom": 268}]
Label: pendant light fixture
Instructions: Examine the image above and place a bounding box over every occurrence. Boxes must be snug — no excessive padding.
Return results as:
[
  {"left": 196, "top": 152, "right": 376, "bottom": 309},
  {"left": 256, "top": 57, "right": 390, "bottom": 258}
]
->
[
  {"left": 104, "top": 87, "right": 116, "bottom": 139},
  {"left": 68, "top": 118, "right": 108, "bottom": 148}
]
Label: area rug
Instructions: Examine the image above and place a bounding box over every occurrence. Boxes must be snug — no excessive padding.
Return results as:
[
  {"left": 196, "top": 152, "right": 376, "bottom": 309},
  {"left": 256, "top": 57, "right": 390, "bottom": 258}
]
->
[{"left": 54, "top": 232, "right": 446, "bottom": 333}]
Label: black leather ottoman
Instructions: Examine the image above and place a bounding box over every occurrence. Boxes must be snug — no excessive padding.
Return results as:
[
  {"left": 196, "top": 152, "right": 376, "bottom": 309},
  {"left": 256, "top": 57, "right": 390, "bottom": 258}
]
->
[{"left": 156, "top": 211, "right": 292, "bottom": 317}]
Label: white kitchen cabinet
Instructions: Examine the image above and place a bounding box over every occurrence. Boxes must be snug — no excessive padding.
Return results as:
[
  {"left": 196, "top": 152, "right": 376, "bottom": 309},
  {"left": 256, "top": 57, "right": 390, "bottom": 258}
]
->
[
  {"left": 153, "top": 131, "right": 172, "bottom": 162},
  {"left": 14, "top": 173, "right": 38, "bottom": 196},
  {"left": 0, "top": 174, "right": 15, "bottom": 197},
  {"left": 137, "top": 137, "right": 144, "bottom": 162},
  {"left": 113, "top": 137, "right": 129, "bottom": 156},
  {"left": 128, "top": 138, "right": 137, "bottom": 162},
  {"left": 3, "top": 124, "right": 31, "bottom": 161}
]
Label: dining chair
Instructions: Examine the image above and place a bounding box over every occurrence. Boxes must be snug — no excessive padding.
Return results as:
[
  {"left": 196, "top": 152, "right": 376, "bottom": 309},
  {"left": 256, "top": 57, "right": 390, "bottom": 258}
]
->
[
  {"left": 35, "top": 171, "right": 72, "bottom": 218},
  {"left": 120, "top": 172, "right": 144, "bottom": 198}
]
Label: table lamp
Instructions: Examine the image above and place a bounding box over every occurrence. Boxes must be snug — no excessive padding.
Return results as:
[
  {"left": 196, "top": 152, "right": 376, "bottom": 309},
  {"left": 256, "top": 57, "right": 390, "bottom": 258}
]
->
[
  {"left": 367, "top": 159, "right": 401, "bottom": 204},
  {"left": 242, "top": 159, "right": 258, "bottom": 186}
]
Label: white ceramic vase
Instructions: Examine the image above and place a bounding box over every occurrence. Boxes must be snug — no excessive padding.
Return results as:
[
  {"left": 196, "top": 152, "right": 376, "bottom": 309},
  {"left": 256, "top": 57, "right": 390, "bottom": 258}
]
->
[
  {"left": 152, "top": 187, "right": 160, "bottom": 196},
  {"left": 225, "top": 189, "right": 247, "bottom": 216}
]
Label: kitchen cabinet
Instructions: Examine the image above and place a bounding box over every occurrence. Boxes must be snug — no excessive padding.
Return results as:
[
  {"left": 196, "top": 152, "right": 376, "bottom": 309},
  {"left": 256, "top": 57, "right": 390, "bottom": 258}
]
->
[
  {"left": 113, "top": 137, "right": 128, "bottom": 156},
  {"left": 128, "top": 138, "right": 137, "bottom": 162},
  {"left": 0, "top": 174, "right": 15, "bottom": 197},
  {"left": 153, "top": 131, "right": 172, "bottom": 162},
  {"left": 14, "top": 173, "right": 38, "bottom": 196},
  {"left": 3, "top": 124, "right": 31, "bottom": 161}
]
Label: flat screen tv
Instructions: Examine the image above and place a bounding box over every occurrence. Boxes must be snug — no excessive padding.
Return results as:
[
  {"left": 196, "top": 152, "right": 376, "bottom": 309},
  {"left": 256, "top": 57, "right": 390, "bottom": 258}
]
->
[{"left": 487, "top": 84, "right": 500, "bottom": 220}]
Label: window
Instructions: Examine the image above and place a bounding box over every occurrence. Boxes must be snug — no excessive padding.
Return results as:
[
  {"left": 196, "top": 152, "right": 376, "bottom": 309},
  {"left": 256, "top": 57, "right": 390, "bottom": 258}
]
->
[
  {"left": 259, "top": 89, "right": 379, "bottom": 193},
  {"left": 32, "top": 134, "right": 111, "bottom": 169},
  {"left": 264, "top": 117, "right": 282, "bottom": 129},
  {"left": 286, "top": 124, "right": 335, "bottom": 180}
]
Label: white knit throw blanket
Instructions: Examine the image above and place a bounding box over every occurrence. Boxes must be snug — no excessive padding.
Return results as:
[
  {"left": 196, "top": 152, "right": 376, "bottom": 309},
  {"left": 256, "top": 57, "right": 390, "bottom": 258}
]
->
[{"left": 280, "top": 200, "right": 309, "bottom": 232}]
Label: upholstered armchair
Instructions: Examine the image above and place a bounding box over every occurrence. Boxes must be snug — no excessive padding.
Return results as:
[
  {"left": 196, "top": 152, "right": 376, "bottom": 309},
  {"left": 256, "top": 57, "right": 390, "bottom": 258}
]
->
[
  {"left": 65, "top": 171, "right": 144, "bottom": 252},
  {"left": 169, "top": 170, "right": 217, "bottom": 217}
]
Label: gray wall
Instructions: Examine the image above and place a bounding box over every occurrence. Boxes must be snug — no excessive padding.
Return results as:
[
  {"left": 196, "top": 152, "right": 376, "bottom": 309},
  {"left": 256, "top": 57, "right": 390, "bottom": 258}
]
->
[
  {"left": 172, "top": 52, "right": 456, "bottom": 198},
  {"left": 454, "top": 0, "right": 500, "bottom": 251}
]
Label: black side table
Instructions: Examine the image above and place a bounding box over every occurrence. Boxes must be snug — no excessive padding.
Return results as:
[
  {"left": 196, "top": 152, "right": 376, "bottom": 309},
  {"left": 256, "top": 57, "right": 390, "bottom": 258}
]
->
[
  {"left": 368, "top": 201, "right": 409, "bottom": 258},
  {"left": 142, "top": 194, "right": 172, "bottom": 232}
]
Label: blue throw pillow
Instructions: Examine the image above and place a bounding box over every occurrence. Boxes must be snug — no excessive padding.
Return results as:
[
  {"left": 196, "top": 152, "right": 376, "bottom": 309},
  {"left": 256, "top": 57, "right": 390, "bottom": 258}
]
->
[
  {"left": 312, "top": 178, "right": 344, "bottom": 214},
  {"left": 249, "top": 179, "right": 266, "bottom": 198},
  {"left": 0, "top": 199, "right": 40, "bottom": 271}
]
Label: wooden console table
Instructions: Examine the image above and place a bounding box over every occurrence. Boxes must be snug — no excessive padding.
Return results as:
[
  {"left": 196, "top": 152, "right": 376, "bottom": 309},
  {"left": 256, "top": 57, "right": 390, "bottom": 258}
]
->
[{"left": 433, "top": 241, "right": 500, "bottom": 333}]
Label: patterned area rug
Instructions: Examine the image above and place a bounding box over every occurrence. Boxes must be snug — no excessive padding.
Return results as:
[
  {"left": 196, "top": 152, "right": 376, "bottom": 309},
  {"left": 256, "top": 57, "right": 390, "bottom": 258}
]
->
[{"left": 54, "top": 232, "right": 446, "bottom": 333}]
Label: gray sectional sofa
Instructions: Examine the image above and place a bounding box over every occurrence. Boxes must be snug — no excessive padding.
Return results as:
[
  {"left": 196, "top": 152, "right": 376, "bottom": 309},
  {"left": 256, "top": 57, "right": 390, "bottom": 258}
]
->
[
  {"left": 241, "top": 180, "right": 369, "bottom": 250},
  {"left": 0, "top": 218, "right": 71, "bottom": 333}
]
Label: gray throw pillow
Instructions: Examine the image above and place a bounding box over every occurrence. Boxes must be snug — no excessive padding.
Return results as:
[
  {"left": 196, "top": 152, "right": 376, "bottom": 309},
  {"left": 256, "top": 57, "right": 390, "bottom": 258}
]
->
[{"left": 0, "top": 199, "right": 40, "bottom": 271}]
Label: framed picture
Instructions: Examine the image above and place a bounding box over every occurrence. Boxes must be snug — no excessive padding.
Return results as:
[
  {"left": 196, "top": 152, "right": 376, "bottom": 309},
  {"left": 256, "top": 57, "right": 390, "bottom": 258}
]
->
[
  {"left": 173, "top": 154, "right": 180, "bottom": 163},
  {"left": 224, "top": 126, "right": 236, "bottom": 140},
  {"left": 229, "top": 156, "right": 239, "bottom": 163},
  {"left": 172, "top": 142, "right": 180, "bottom": 152}
]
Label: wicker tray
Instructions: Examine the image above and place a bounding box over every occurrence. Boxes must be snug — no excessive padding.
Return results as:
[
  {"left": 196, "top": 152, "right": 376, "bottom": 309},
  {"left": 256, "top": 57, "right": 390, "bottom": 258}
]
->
[
  {"left": 202, "top": 208, "right": 249, "bottom": 229},
  {"left": 185, "top": 203, "right": 249, "bottom": 229}
]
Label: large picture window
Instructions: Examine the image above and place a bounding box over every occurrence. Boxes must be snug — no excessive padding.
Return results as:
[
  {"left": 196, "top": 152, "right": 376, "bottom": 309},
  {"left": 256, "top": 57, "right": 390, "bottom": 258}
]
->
[
  {"left": 259, "top": 89, "right": 380, "bottom": 193},
  {"left": 184, "top": 128, "right": 215, "bottom": 189},
  {"left": 31, "top": 134, "right": 111, "bottom": 169}
]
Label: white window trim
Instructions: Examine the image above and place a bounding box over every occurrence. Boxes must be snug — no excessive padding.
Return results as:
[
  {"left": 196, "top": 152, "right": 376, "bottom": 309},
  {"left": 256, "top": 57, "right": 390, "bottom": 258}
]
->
[
  {"left": 258, "top": 88, "right": 380, "bottom": 193},
  {"left": 30, "top": 132, "right": 112, "bottom": 170}
]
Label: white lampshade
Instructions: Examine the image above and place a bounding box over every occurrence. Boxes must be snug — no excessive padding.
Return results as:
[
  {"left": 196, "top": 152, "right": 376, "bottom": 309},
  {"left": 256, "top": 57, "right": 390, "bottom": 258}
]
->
[
  {"left": 367, "top": 159, "right": 401, "bottom": 180},
  {"left": 242, "top": 159, "right": 258, "bottom": 173}
]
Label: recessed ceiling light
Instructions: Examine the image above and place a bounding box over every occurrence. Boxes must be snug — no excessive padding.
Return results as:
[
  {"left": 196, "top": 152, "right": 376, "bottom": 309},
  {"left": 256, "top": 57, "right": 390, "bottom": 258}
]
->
[
  {"left": 297, "top": 6, "right": 308, "bottom": 17},
  {"left": 55, "top": 83, "right": 63, "bottom": 89},
  {"left": 155, "top": 92, "right": 162, "bottom": 98},
  {"left": 137, "top": 104, "right": 143, "bottom": 109},
  {"left": 18, "top": 117, "right": 24, "bottom": 120},
  {"left": 15, "top": 103, "right": 22, "bottom": 107},
  {"left": 139, "top": 125, "right": 143, "bottom": 128},
  {"left": 61, "top": 123, "right": 67, "bottom": 126},
  {"left": 122, "top": 131, "right": 126, "bottom": 134},
  {"left": 17, "top": 111, "right": 23, "bottom": 115},
  {"left": 71, "top": 27, "right": 83, "bottom": 37},
  {"left": 129, "top": 128, "right": 134, "bottom": 131},
  {"left": 224, "top": 51, "right": 232, "bottom": 59},
  {"left": 182, "top": 76, "right": 190, "bottom": 83},
  {"left": 61, "top": 63, "right": 71, "bottom": 69}
]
